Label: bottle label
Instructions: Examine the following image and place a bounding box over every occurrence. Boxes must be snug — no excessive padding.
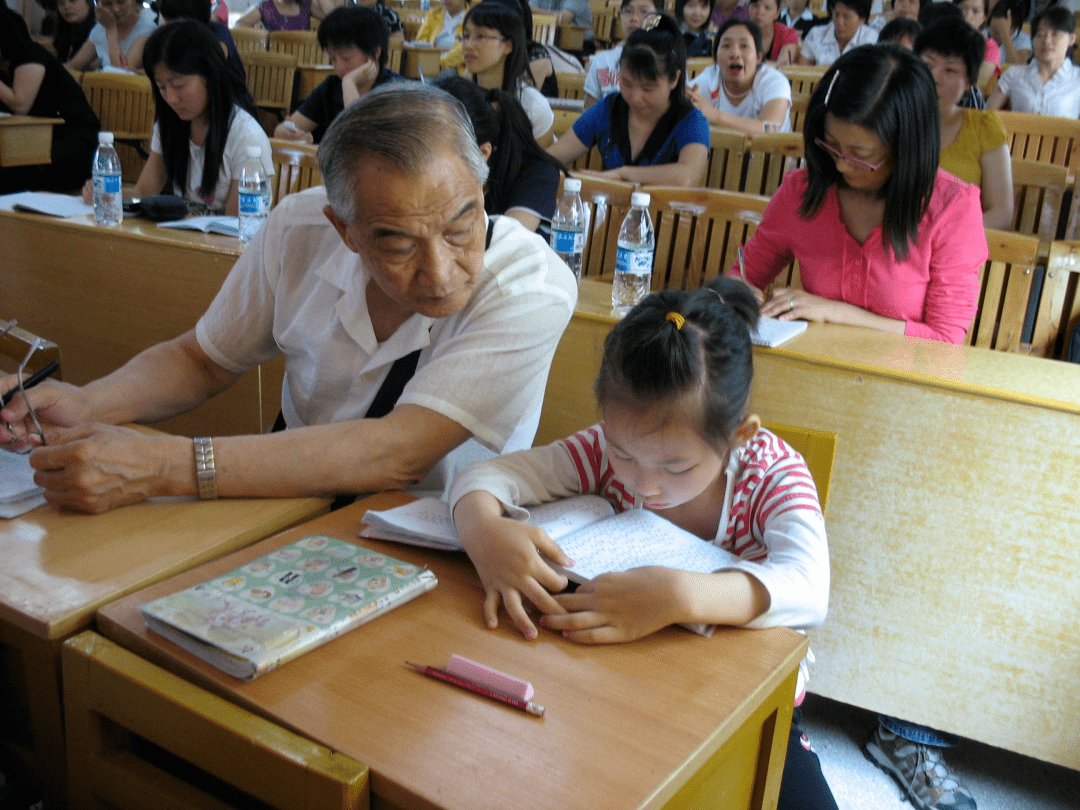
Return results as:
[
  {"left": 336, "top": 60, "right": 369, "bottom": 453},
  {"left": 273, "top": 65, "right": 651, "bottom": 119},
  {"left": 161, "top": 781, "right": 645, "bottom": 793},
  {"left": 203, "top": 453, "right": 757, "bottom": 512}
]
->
[
  {"left": 239, "top": 192, "right": 265, "bottom": 216},
  {"left": 615, "top": 247, "right": 653, "bottom": 275},
  {"left": 552, "top": 229, "right": 584, "bottom": 254},
  {"left": 94, "top": 174, "right": 120, "bottom": 194}
]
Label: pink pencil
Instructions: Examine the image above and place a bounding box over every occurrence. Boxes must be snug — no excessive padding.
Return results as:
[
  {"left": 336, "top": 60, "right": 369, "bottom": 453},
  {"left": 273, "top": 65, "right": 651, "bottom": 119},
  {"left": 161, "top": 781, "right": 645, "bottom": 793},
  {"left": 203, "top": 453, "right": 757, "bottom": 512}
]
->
[{"left": 405, "top": 661, "right": 545, "bottom": 717}]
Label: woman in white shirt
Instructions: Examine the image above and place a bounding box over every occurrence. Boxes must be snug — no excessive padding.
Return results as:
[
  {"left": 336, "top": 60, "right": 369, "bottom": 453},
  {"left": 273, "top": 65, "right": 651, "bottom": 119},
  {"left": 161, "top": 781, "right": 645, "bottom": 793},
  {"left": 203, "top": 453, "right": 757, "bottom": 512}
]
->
[
  {"left": 460, "top": 1, "right": 553, "bottom": 143},
  {"left": 65, "top": 0, "right": 156, "bottom": 71},
  {"left": 797, "top": 0, "right": 878, "bottom": 65},
  {"left": 988, "top": 4, "right": 1080, "bottom": 117},
  {"left": 84, "top": 20, "right": 273, "bottom": 214},
  {"left": 688, "top": 18, "right": 792, "bottom": 133}
]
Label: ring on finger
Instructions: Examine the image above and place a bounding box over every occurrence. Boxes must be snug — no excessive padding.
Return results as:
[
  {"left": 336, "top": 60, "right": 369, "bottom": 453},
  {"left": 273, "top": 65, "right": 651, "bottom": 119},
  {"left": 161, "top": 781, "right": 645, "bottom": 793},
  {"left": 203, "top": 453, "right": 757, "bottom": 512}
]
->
[{"left": 789, "top": 297, "right": 795, "bottom": 310}]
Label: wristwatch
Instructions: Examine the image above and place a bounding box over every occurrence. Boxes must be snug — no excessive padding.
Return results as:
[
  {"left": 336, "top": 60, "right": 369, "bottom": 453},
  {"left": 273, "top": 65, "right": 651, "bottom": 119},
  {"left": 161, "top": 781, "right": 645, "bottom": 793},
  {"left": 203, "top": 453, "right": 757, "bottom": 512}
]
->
[{"left": 193, "top": 437, "right": 218, "bottom": 500}]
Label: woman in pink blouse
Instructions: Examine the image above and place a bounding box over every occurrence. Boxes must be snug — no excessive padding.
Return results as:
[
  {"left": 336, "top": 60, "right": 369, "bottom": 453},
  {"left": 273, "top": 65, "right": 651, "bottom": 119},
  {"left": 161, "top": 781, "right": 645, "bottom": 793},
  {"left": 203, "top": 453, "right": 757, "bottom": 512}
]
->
[{"left": 736, "top": 43, "right": 986, "bottom": 344}]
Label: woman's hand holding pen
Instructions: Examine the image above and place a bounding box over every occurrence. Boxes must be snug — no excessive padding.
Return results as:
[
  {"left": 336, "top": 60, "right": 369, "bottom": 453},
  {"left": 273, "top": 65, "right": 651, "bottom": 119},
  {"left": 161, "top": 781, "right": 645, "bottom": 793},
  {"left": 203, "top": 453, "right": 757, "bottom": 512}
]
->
[
  {"left": 453, "top": 491, "right": 571, "bottom": 641},
  {"left": 0, "top": 376, "right": 90, "bottom": 451}
]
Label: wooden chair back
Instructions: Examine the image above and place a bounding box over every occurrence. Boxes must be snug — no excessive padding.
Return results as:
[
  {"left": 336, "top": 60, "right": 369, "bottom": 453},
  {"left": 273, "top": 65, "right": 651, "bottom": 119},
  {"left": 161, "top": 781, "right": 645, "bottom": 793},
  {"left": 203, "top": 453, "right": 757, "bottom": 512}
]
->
[
  {"left": 789, "top": 92, "right": 810, "bottom": 133},
  {"left": 401, "top": 44, "right": 442, "bottom": 79},
  {"left": 704, "top": 126, "right": 748, "bottom": 191},
  {"left": 564, "top": 175, "right": 638, "bottom": 279},
  {"left": 1028, "top": 240, "right": 1080, "bottom": 359},
  {"left": 0, "top": 320, "right": 61, "bottom": 378},
  {"left": 551, "top": 108, "right": 581, "bottom": 138},
  {"left": 743, "top": 131, "right": 804, "bottom": 197},
  {"left": 62, "top": 632, "right": 369, "bottom": 810},
  {"left": 242, "top": 49, "right": 298, "bottom": 119},
  {"left": 764, "top": 423, "right": 837, "bottom": 515},
  {"left": 269, "top": 30, "right": 328, "bottom": 65},
  {"left": 532, "top": 12, "right": 558, "bottom": 45},
  {"left": 387, "top": 39, "right": 404, "bottom": 74},
  {"left": 556, "top": 71, "right": 586, "bottom": 100},
  {"left": 779, "top": 64, "right": 827, "bottom": 96},
  {"left": 231, "top": 26, "right": 268, "bottom": 54},
  {"left": 686, "top": 56, "right": 713, "bottom": 80},
  {"left": 998, "top": 110, "right": 1080, "bottom": 180},
  {"left": 968, "top": 229, "right": 1041, "bottom": 352},
  {"left": 1011, "top": 158, "right": 1068, "bottom": 248},
  {"left": 270, "top": 139, "right": 322, "bottom": 208},
  {"left": 81, "top": 71, "right": 154, "bottom": 142},
  {"left": 591, "top": 7, "right": 617, "bottom": 46},
  {"left": 642, "top": 186, "right": 771, "bottom": 292}
]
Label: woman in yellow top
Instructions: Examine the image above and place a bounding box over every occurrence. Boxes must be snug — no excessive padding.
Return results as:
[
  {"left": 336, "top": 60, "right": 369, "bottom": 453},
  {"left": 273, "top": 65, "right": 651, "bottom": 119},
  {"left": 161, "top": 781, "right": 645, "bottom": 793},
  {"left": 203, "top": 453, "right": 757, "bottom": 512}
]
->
[
  {"left": 416, "top": 0, "right": 471, "bottom": 70},
  {"left": 915, "top": 18, "right": 1012, "bottom": 230}
]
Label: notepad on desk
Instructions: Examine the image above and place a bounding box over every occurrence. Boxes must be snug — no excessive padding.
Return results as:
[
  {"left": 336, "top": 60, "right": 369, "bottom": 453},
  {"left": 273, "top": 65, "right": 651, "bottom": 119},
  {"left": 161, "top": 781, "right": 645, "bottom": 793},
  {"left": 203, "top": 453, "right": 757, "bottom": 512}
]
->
[
  {"left": 0, "top": 451, "right": 47, "bottom": 518},
  {"left": 750, "top": 317, "right": 807, "bottom": 347},
  {"left": 0, "top": 191, "right": 94, "bottom": 218},
  {"left": 157, "top": 215, "right": 239, "bottom": 237},
  {"left": 140, "top": 535, "right": 437, "bottom": 679},
  {"left": 362, "top": 496, "right": 743, "bottom": 636}
]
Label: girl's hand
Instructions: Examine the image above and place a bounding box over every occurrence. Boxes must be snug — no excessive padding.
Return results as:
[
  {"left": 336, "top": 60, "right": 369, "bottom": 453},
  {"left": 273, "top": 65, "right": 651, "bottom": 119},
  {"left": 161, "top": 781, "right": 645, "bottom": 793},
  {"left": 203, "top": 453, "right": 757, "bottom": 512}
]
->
[
  {"left": 81, "top": 178, "right": 94, "bottom": 204},
  {"left": 344, "top": 60, "right": 379, "bottom": 96},
  {"left": 687, "top": 85, "right": 709, "bottom": 114},
  {"left": 96, "top": 2, "right": 117, "bottom": 27},
  {"left": 988, "top": 12, "right": 1010, "bottom": 45},
  {"left": 542, "top": 566, "right": 686, "bottom": 644},
  {"left": 760, "top": 286, "right": 835, "bottom": 322},
  {"left": 455, "top": 493, "right": 572, "bottom": 640}
]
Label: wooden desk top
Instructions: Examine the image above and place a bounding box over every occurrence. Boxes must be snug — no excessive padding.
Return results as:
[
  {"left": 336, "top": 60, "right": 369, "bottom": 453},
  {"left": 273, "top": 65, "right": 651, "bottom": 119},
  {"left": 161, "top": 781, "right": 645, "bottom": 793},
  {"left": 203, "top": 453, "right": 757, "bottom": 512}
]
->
[
  {"left": 0, "top": 115, "right": 64, "bottom": 126},
  {"left": 96, "top": 493, "right": 807, "bottom": 810},
  {"left": 0, "top": 207, "right": 244, "bottom": 259},
  {"left": 575, "top": 278, "right": 1080, "bottom": 413},
  {"left": 0, "top": 494, "right": 328, "bottom": 640}
]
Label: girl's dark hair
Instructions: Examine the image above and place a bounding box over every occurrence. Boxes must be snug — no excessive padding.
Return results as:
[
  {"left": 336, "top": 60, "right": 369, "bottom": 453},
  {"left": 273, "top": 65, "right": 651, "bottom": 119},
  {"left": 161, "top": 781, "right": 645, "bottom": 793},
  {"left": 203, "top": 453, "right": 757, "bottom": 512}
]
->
[
  {"left": 801, "top": 43, "right": 939, "bottom": 261},
  {"left": 318, "top": 6, "right": 391, "bottom": 67},
  {"left": 52, "top": 0, "right": 96, "bottom": 62},
  {"left": 156, "top": 0, "right": 211, "bottom": 22},
  {"left": 830, "top": 0, "right": 872, "bottom": 22},
  {"left": 596, "top": 276, "right": 759, "bottom": 448},
  {"left": 988, "top": 0, "right": 1026, "bottom": 33},
  {"left": 713, "top": 17, "right": 764, "bottom": 58},
  {"left": 878, "top": 16, "right": 921, "bottom": 45},
  {"left": 464, "top": 1, "right": 530, "bottom": 92},
  {"left": 434, "top": 75, "right": 566, "bottom": 214},
  {"left": 143, "top": 20, "right": 244, "bottom": 205},
  {"left": 918, "top": 0, "right": 962, "bottom": 27},
  {"left": 1033, "top": 4, "right": 1075, "bottom": 36},
  {"left": 621, "top": 0, "right": 662, "bottom": 9},
  {"left": 674, "top": 0, "right": 715, "bottom": 28},
  {"left": 914, "top": 18, "right": 985, "bottom": 85},
  {"left": 622, "top": 12, "right": 692, "bottom": 111}
]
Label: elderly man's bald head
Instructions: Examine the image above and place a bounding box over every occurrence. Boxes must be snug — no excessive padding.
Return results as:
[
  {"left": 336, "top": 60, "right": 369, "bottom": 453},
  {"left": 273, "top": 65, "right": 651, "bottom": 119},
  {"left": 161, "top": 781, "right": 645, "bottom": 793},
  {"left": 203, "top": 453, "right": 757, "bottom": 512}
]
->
[{"left": 318, "top": 82, "right": 490, "bottom": 223}]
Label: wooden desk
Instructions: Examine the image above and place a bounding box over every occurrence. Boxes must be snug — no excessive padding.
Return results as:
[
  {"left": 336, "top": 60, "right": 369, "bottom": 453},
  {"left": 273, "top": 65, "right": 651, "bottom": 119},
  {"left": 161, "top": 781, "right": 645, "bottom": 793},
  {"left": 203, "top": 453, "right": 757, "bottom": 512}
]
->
[
  {"left": 539, "top": 279, "right": 1080, "bottom": 770},
  {"left": 0, "top": 491, "right": 329, "bottom": 809},
  {"left": 297, "top": 63, "right": 334, "bottom": 101},
  {"left": 0, "top": 115, "right": 62, "bottom": 167},
  {"left": 1, "top": 209, "right": 285, "bottom": 438},
  {"left": 96, "top": 494, "right": 808, "bottom": 810}
]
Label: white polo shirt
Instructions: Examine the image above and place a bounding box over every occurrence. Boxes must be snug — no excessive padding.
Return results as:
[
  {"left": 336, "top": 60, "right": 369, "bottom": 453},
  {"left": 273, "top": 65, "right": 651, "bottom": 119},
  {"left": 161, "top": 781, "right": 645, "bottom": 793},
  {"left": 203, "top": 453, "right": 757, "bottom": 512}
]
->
[
  {"left": 196, "top": 187, "right": 578, "bottom": 491},
  {"left": 995, "top": 59, "right": 1080, "bottom": 118},
  {"left": 799, "top": 22, "right": 878, "bottom": 66}
]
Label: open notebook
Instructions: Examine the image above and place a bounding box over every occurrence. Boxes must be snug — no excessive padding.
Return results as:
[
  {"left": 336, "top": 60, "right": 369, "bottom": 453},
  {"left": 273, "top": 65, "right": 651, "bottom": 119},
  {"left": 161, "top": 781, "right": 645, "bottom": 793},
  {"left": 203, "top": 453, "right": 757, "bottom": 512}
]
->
[{"left": 750, "top": 317, "right": 807, "bottom": 347}]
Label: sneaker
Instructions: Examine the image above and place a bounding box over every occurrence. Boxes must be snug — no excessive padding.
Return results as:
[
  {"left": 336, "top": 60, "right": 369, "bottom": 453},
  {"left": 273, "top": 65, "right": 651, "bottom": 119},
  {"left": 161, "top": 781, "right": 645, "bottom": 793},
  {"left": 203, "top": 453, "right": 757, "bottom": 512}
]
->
[{"left": 864, "top": 725, "right": 977, "bottom": 810}]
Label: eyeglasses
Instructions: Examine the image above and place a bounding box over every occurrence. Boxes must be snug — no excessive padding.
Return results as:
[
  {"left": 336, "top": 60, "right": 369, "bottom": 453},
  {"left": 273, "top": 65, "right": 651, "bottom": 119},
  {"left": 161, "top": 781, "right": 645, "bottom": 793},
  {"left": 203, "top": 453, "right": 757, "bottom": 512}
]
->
[
  {"left": 456, "top": 33, "right": 508, "bottom": 44},
  {"left": 813, "top": 138, "right": 888, "bottom": 172},
  {"left": 639, "top": 12, "right": 663, "bottom": 30},
  {"left": 1, "top": 321, "right": 47, "bottom": 455},
  {"left": 621, "top": 6, "right": 658, "bottom": 19}
]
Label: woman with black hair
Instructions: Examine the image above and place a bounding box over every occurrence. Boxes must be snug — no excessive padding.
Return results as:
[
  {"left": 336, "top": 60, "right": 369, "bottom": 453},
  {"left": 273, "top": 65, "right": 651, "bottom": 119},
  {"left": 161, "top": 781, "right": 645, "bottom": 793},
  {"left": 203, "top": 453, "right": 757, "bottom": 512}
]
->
[
  {"left": 798, "top": 0, "right": 879, "bottom": 65},
  {"left": 436, "top": 75, "right": 565, "bottom": 234},
  {"left": 674, "top": 0, "right": 716, "bottom": 57},
  {"left": 156, "top": 0, "right": 252, "bottom": 111},
  {"left": 0, "top": 6, "right": 100, "bottom": 193},
  {"left": 461, "top": 0, "right": 554, "bottom": 142},
  {"left": 987, "top": 0, "right": 1032, "bottom": 63},
  {"left": 82, "top": 19, "right": 272, "bottom": 215},
  {"left": 736, "top": 44, "right": 986, "bottom": 345},
  {"left": 547, "top": 12, "right": 710, "bottom": 186},
  {"left": 988, "top": 4, "right": 1080, "bottom": 117},
  {"left": 53, "top": 0, "right": 96, "bottom": 63}
]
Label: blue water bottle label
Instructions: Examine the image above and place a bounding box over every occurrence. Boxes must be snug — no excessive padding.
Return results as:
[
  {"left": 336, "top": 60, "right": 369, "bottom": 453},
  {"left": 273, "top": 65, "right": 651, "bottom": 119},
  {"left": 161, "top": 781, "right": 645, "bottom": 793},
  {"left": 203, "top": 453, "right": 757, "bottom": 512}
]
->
[
  {"left": 239, "top": 192, "right": 262, "bottom": 216},
  {"left": 616, "top": 247, "right": 652, "bottom": 275},
  {"left": 95, "top": 174, "right": 120, "bottom": 194},
  {"left": 552, "top": 229, "right": 583, "bottom": 253}
]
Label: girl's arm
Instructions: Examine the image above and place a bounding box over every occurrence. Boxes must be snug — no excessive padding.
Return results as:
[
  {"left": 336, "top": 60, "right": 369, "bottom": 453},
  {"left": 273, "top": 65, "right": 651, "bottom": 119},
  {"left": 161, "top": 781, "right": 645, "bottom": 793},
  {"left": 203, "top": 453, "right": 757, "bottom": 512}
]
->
[
  {"left": 689, "top": 86, "right": 790, "bottom": 135},
  {"left": 602, "top": 142, "right": 709, "bottom": 186},
  {"left": 273, "top": 112, "right": 317, "bottom": 142},
  {"left": 978, "top": 143, "right": 1014, "bottom": 230},
  {"left": 223, "top": 179, "right": 241, "bottom": 217},
  {"left": 124, "top": 35, "right": 148, "bottom": 73},
  {"left": 546, "top": 128, "right": 590, "bottom": 165},
  {"left": 774, "top": 42, "right": 797, "bottom": 66},
  {"left": 760, "top": 286, "right": 907, "bottom": 332},
  {"left": 504, "top": 209, "right": 542, "bottom": 232},
  {"left": 134, "top": 150, "right": 168, "bottom": 198},
  {"left": 65, "top": 37, "right": 97, "bottom": 70},
  {"left": 235, "top": 6, "right": 263, "bottom": 28},
  {"left": 986, "top": 87, "right": 1008, "bottom": 110},
  {"left": 0, "top": 63, "right": 46, "bottom": 115}
]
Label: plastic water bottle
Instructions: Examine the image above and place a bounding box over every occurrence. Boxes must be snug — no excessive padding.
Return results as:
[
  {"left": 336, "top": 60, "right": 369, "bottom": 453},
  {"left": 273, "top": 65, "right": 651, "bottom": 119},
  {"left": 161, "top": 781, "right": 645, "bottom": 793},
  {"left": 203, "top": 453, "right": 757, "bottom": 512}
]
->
[
  {"left": 612, "top": 191, "right": 654, "bottom": 311},
  {"left": 550, "top": 177, "right": 586, "bottom": 281},
  {"left": 92, "top": 131, "right": 122, "bottom": 226},
  {"left": 420, "top": 0, "right": 430, "bottom": 9},
  {"left": 239, "top": 145, "right": 271, "bottom": 245}
]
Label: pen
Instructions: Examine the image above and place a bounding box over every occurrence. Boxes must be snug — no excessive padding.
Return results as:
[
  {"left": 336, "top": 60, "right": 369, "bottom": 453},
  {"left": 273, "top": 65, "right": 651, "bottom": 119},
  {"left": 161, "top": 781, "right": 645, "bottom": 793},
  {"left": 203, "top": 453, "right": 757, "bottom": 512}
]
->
[
  {"left": 1, "top": 359, "right": 59, "bottom": 408},
  {"left": 737, "top": 244, "right": 747, "bottom": 284},
  {"left": 405, "top": 661, "right": 545, "bottom": 717}
]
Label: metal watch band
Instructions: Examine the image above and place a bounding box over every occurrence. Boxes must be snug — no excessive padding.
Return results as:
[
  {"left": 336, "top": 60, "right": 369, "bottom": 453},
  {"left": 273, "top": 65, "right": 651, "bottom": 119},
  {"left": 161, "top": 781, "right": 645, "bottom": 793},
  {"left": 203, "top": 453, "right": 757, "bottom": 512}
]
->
[{"left": 193, "top": 436, "right": 218, "bottom": 500}]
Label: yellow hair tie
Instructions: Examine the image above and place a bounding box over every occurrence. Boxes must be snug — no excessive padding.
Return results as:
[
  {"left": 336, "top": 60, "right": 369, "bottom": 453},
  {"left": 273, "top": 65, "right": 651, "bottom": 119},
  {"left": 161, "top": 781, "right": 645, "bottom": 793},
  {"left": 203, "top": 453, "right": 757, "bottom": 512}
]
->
[{"left": 665, "top": 312, "right": 685, "bottom": 329}]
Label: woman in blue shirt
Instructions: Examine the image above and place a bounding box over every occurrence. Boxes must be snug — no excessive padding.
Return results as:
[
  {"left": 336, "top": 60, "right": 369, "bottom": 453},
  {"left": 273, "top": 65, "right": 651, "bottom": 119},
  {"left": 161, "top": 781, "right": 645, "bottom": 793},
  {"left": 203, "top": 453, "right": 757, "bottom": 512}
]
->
[{"left": 547, "top": 12, "right": 710, "bottom": 187}]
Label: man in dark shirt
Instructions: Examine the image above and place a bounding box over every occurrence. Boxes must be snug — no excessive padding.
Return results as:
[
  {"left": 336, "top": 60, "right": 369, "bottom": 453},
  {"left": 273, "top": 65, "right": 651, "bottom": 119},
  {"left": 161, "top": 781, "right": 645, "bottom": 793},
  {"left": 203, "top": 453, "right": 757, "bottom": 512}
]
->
[{"left": 273, "top": 5, "right": 402, "bottom": 144}]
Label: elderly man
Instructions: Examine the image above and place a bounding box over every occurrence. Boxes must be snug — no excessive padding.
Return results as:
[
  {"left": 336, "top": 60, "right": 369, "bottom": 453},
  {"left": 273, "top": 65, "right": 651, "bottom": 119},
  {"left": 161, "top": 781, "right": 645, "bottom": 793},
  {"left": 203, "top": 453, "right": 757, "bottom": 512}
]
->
[{"left": 0, "top": 84, "right": 578, "bottom": 513}]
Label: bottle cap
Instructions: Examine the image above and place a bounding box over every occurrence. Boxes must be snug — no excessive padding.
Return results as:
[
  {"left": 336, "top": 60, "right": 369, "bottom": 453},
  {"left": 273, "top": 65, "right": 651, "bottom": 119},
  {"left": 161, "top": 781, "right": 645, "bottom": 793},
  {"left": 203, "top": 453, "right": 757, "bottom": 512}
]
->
[
  {"left": 563, "top": 178, "right": 582, "bottom": 193},
  {"left": 245, "top": 145, "right": 262, "bottom": 158},
  {"left": 631, "top": 191, "right": 650, "bottom": 207},
  {"left": 98, "top": 131, "right": 114, "bottom": 145}
]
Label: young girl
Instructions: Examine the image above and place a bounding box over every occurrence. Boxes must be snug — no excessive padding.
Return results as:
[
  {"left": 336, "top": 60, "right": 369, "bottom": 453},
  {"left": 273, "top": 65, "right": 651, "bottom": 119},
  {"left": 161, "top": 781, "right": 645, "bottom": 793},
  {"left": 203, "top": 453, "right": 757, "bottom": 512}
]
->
[
  {"left": 674, "top": 0, "right": 716, "bottom": 57},
  {"left": 748, "top": 0, "right": 798, "bottom": 64},
  {"left": 461, "top": 1, "right": 554, "bottom": 142},
  {"left": 988, "top": 4, "right": 1080, "bottom": 117},
  {"left": 583, "top": 0, "right": 662, "bottom": 108},
  {"left": 688, "top": 18, "right": 792, "bottom": 134},
  {"left": 987, "top": 0, "right": 1031, "bottom": 63},
  {"left": 52, "top": 0, "right": 96, "bottom": 64},
  {"left": 450, "top": 276, "right": 836, "bottom": 810},
  {"left": 83, "top": 20, "right": 273, "bottom": 215},
  {"left": 954, "top": 0, "right": 1002, "bottom": 65},
  {"left": 548, "top": 13, "right": 710, "bottom": 186},
  {"left": 66, "top": 0, "right": 155, "bottom": 71}
]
